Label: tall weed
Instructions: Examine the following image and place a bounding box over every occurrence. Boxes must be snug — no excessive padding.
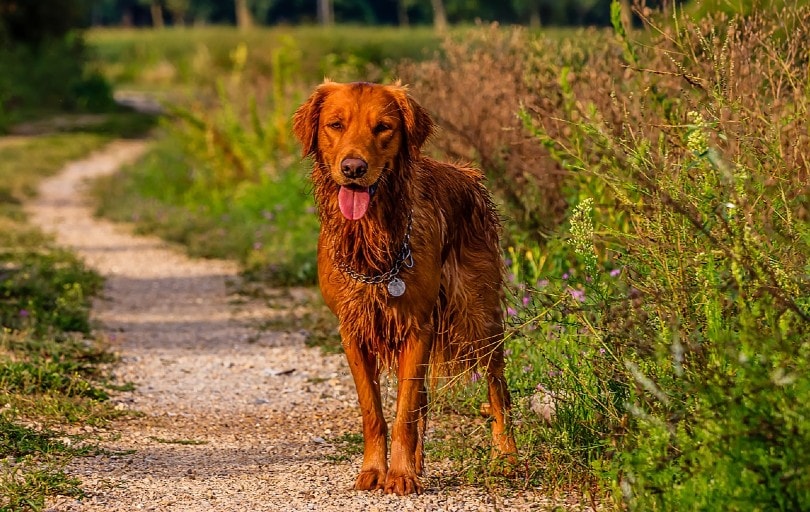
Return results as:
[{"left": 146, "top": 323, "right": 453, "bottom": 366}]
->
[
  {"left": 513, "top": 3, "right": 810, "bottom": 509},
  {"left": 403, "top": 3, "right": 809, "bottom": 508}
]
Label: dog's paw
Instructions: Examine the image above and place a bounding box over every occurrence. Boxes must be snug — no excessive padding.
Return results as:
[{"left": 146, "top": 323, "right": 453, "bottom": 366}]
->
[
  {"left": 384, "top": 471, "right": 423, "bottom": 495},
  {"left": 354, "top": 469, "right": 386, "bottom": 491}
]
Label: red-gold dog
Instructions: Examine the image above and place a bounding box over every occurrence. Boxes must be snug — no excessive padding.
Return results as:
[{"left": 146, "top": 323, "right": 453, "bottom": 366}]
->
[{"left": 293, "top": 81, "right": 516, "bottom": 495}]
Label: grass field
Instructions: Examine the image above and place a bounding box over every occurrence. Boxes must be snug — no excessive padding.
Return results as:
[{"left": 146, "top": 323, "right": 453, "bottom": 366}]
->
[
  {"left": 86, "top": 25, "right": 441, "bottom": 91},
  {"left": 82, "top": 4, "right": 810, "bottom": 509}
]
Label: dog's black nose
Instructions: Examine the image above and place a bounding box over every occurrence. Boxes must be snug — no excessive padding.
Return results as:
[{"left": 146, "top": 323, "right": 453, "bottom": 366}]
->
[{"left": 341, "top": 158, "right": 368, "bottom": 179}]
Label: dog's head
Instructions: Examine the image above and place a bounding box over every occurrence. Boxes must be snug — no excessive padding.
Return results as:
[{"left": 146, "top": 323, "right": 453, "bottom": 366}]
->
[{"left": 293, "top": 81, "right": 434, "bottom": 220}]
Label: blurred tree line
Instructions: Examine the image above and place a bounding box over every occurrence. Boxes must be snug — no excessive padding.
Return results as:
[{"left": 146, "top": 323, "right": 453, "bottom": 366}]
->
[{"left": 88, "top": 0, "right": 628, "bottom": 28}]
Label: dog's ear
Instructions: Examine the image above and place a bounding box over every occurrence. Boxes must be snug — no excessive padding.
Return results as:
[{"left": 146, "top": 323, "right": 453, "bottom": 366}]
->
[
  {"left": 293, "top": 82, "right": 338, "bottom": 157},
  {"left": 391, "top": 86, "right": 435, "bottom": 159}
]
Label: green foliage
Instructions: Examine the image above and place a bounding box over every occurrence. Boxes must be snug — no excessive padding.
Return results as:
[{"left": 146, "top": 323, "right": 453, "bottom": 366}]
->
[
  {"left": 0, "top": 416, "right": 73, "bottom": 458},
  {"left": 504, "top": 2, "right": 810, "bottom": 508},
  {"left": 86, "top": 0, "right": 618, "bottom": 27},
  {"left": 86, "top": 25, "right": 439, "bottom": 91},
  {"left": 325, "top": 432, "right": 364, "bottom": 463},
  {"left": 0, "top": 133, "right": 110, "bottom": 201},
  {"left": 0, "top": 32, "right": 115, "bottom": 131},
  {"left": 397, "top": 2, "right": 810, "bottom": 506},
  {"left": 0, "top": 457, "right": 83, "bottom": 512},
  {"left": 93, "top": 139, "right": 320, "bottom": 285},
  {"left": 0, "top": 248, "right": 102, "bottom": 335}
]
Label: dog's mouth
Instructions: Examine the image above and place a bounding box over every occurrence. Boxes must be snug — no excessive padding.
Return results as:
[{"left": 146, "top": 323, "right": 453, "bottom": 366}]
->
[{"left": 338, "top": 182, "right": 378, "bottom": 221}]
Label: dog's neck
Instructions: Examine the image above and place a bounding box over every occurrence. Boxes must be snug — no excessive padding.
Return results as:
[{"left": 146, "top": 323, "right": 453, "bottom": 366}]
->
[{"left": 313, "top": 161, "right": 414, "bottom": 276}]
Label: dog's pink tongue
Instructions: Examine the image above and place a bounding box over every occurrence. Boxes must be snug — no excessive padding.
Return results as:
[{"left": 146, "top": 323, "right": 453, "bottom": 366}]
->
[{"left": 338, "top": 186, "right": 370, "bottom": 220}]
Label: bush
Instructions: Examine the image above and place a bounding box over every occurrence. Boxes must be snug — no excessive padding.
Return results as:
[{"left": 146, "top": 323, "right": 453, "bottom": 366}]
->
[
  {"left": 512, "top": 3, "right": 810, "bottom": 509},
  {"left": 0, "top": 0, "right": 114, "bottom": 130},
  {"left": 397, "top": 26, "right": 576, "bottom": 239},
  {"left": 404, "top": 3, "right": 810, "bottom": 509},
  {"left": 0, "top": 36, "right": 115, "bottom": 131}
]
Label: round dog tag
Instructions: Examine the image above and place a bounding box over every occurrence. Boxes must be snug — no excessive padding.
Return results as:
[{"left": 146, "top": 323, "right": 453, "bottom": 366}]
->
[{"left": 387, "top": 277, "right": 406, "bottom": 297}]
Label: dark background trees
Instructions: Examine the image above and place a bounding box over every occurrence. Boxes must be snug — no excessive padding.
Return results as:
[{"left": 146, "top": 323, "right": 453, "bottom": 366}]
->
[
  {"left": 87, "top": 0, "right": 627, "bottom": 28},
  {"left": 0, "top": 0, "right": 112, "bottom": 129}
]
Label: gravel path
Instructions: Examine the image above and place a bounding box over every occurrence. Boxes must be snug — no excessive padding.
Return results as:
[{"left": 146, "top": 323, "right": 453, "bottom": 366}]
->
[{"left": 26, "top": 141, "right": 575, "bottom": 511}]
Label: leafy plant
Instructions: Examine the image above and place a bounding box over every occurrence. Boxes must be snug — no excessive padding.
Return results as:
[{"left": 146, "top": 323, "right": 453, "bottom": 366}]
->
[{"left": 510, "top": 2, "right": 810, "bottom": 508}]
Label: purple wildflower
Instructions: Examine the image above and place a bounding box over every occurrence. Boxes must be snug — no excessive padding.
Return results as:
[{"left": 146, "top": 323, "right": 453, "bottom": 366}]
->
[
  {"left": 470, "top": 371, "right": 481, "bottom": 383},
  {"left": 610, "top": 268, "right": 621, "bottom": 277},
  {"left": 522, "top": 295, "right": 531, "bottom": 306},
  {"left": 19, "top": 309, "right": 29, "bottom": 318},
  {"left": 568, "top": 288, "right": 586, "bottom": 302},
  {"left": 536, "top": 279, "right": 549, "bottom": 288},
  {"left": 507, "top": 306, "right": 518, "bottom": 317}
]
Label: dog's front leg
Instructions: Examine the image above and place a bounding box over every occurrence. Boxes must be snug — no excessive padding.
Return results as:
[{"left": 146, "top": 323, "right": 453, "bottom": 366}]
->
[
  {"left": 343, "top": 338, "right": 387, "bottom": 490},
  {"left": 385, "top": 327, "right": 431, "bottom": 495}
]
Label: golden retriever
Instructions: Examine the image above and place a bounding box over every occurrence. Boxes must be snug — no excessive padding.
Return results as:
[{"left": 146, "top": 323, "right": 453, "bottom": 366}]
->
[{"left": 293, "top": 81, "right": 516, "bottom": 495}]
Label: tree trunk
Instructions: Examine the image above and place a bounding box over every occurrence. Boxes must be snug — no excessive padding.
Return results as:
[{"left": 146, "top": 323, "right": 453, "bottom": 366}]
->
[
  {"left": 235, "top": 0, "right": 253, "bottom": 30},
  {"left": 430, "top": 0, "right": 447, "bottom": 33},
  {"left": 122, "top": 7, "right": 133, "bottom": 27},
  {"left": 317, "top": 0, "right": 334, "bottom": 26},
  {"left": 529, "top": 3, "right": 541, "bottom": 29},
  {"left": 398, "top": 0, "right": 409, "bottom": 27},
  {"left": 150, "top": 2, "right": 165, "bottom": 29}
]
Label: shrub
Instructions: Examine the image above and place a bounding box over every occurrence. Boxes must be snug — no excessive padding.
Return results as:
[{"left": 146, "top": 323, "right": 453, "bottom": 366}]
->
[
  {"left": 402, "top": 3, "right": 809, "bottom": 508},
  {"left": 397, "top": 26, "right": 577, "bottom": 239},
  {"left": 511, "top": 2, "right": 810, "bottom": 509},
  {"left": 0, "top": 35, "right": 114, "bottom": 131}
]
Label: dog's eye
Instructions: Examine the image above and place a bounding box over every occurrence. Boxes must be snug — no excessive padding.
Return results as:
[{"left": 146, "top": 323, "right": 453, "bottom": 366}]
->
[
  {"left": 373, "top": 122, "right": 392, "bottom": 135},
  {"left": 327, "top": 121, "right": 343, "bottom": 130}
]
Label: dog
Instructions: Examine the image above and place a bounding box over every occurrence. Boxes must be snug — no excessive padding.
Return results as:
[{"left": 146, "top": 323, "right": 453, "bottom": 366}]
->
[{"left": 293, "top": 81, "right": 517, "bottom": 495}]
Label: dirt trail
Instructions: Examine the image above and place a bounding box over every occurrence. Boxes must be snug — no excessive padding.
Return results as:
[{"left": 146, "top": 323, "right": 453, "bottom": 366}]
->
[{"left": 26, "top": 141, "right": 566, "bottom": 511}]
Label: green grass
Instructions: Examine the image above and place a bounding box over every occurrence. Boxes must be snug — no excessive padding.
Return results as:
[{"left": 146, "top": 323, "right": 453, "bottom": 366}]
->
[
  {"left": 92, "top": 137, "right": 320, "bottom": 285},
  {"left": 0, "top": 111, "right": 154, "bottom": 510},
  {"left": 87, "top": 25, "right": 441, "bottom": 91},
  {"left": 325, "top": 432, "right": 364, "bottom": 463},
  {"left": 0, "top": 36, "right": 116, "bottom": 133}
]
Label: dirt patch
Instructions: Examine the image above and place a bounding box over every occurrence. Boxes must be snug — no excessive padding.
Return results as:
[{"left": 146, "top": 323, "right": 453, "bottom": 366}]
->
[{"left": 9, "top": 114, "right": 111, "bottom": 136}]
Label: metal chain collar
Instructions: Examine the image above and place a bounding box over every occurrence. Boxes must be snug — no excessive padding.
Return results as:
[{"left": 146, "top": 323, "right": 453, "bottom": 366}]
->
[{"left": 337, "top": 212, "right": 414, "bottom": 285}]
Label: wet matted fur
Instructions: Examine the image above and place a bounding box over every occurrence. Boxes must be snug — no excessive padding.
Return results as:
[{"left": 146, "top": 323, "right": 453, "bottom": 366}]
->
[{"left": 293, "top": 81, "right": 517, "bottom": 495}]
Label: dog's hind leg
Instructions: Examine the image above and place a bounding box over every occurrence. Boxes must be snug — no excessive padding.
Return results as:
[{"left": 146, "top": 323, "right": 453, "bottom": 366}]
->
[{"left": 482, "top": 329, "right": 518, "bottom": 468}]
